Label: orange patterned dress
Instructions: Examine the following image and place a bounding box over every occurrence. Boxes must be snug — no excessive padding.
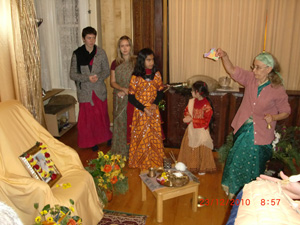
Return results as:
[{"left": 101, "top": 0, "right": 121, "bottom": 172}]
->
[{"left": 128, "top": 72, "right": 165, "bottom": 169}]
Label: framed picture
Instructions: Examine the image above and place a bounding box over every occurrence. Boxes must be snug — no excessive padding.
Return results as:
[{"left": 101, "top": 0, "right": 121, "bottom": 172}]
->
[{"left": 19, "top": 142, "right": 61, "bottom": 187}]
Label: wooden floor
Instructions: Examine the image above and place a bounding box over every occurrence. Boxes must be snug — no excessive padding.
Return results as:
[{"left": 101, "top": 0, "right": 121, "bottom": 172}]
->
[{"left": 58, "top": 125, "right": 232, "bottom": 225}]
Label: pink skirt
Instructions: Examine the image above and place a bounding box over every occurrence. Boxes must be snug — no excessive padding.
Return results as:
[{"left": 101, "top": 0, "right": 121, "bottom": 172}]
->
[{"left": 77, "top": 91, "right": 112, "bottom": 148}]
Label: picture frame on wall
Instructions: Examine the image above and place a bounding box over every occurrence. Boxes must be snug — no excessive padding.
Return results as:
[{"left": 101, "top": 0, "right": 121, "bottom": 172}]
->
[{"left": 19, "top": 142, "right": 61, "bottom": 187}]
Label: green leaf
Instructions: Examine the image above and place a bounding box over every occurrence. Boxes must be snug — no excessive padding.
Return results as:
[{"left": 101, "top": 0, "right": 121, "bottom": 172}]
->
[
  {"left": 69, "top": 199, "right": 74, "bottom": 205},
  {"left": 72, "top": 216, "right": 81, "bottom": 221},
  {"left": 34, "top": 203, "right": 39, "bottom": 209},
  {"left": 60, "top": 206, "right": 69, "bottom": 214},
  {"left": 42, "top": 204, "right": 50, "bottom": 211}
]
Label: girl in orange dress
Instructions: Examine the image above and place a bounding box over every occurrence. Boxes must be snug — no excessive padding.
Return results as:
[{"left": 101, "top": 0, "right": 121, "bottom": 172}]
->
[
  {"left": 177, "top": 81, "right": 216, "bottom": 175},
  {"left": 128, "top": 48, "right": 165, "bottom": 170}
]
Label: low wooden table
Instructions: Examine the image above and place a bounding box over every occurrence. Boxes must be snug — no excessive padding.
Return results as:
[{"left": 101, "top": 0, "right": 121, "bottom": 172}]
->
[{"left": 141, "top": 173, "right": 199, "bottom": 223}]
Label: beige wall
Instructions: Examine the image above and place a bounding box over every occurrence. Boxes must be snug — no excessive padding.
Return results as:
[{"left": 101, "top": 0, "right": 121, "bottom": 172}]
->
[{"left": 92, "top": 0, "right": 133, "bottom": 122}]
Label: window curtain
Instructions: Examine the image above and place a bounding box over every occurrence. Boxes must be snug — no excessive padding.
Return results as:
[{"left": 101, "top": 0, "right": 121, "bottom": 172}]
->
[
  {"left": 169, "top": 0, "right": 300, "bottom": 91},
  {"left": 34, "top": 0, "right": 90, "bottom": 91},
  {"left": 0, "top": 0, "right": 44, "bottom": 124}
]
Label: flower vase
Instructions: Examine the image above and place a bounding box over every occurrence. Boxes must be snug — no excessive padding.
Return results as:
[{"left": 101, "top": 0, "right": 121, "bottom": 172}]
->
[{"left": 106, "top": 190, "right": 113, "bottom": 202}]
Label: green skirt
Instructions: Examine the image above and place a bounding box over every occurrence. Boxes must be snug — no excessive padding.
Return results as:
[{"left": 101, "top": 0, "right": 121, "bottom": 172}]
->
[{"left": 221, "top": 121, "right": 272, "bottom": 198}]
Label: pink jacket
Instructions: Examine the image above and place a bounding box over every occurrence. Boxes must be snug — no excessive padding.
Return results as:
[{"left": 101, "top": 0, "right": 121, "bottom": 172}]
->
[{"left": 231, "top": 67, "right": 291, "bottom": 145}]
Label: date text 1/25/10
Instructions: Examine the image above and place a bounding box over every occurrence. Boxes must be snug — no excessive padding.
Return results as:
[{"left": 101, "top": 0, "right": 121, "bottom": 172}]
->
[
  {"left": 261, "top": 199, "right": 281, "bottom": 206},
  {"left": 198, "top": 198, "right": 250, "bottom": 206}
]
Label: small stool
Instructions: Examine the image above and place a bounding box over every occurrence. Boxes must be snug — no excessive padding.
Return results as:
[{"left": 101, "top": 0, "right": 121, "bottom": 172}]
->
[{"left": 141, "top": 174, "right": 199, "bottom": 223}]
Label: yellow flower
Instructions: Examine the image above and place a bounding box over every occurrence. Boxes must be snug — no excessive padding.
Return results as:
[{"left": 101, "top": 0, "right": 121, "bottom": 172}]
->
[
  {"left": 47, "top": 217, "right": 54, "bottom": 222},
  {"left": 60, "top": 211, "right": 65, "bottom": 216},
  {"left": 120, "top": 162, "right": 125, "bottom": 168},
  {"left": 35, "top": 216, "right": 41, "bottom": 223},
  {"left": 112, "top": 170, "right": 120, "bottom": 177},
  {"left": 104, "top": 155, "right": 109, "bottom": 160},
  {"left": 70, "top": 206, "right": 75, "bottom": 212},
  {"left": 119, "top": 174, "right": 125, "bottom": 179},
  {"left": 30, "top": 160, "right": 37, "bottom": 166},
  {"left": 40, "top": 210, "right": 48, "bottom": 215},
  {"left": 111, "top": 155, "right": 116, "bottom": 160},
  {"left": 98, "top": 151, "right": 104, "bottom": 158},
  {"left": 56, "top": 184, "right": 61, "bottom": 188},
  {"left": 41, "top": 171, "right": 46, "bottom": 177},
  {"left": 123, "top": 156, "right": 127, "bottom": 161}
]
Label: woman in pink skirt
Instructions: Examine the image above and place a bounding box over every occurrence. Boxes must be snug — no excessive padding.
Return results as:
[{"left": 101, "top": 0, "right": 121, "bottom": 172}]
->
[{"left": 70, "top": 26, "right": 112, "bottom": 151}]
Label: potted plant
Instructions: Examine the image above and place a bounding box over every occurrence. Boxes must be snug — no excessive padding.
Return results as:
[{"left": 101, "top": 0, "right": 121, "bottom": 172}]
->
[
  {"left": 271, "top": 125, "right": 300, "bottom": 174},
  {"left": 85, "top": 151, "right": 129, "bottom": 205},
  {"left": 217, "top": 125, "right": 300, "bottom": 175}
]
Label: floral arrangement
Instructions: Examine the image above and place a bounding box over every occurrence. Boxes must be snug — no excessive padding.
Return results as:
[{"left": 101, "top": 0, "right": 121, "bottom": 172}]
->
[
  {"left": 25, "top": 142, "right": 58, "bottom": 180},
  {"left": 33, "top": 199, "right": 81, "bottom": 225},
  {"left": 85, "top": 151, "right": 129, "bottom": 205},
  {"left": 271, "top": 125, "right": 300, "bottom": 174}
]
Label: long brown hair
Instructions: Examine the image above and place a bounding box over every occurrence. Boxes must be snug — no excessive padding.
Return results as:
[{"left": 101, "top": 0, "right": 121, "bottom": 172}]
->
[{"left": 115, "top": 35, "right": 136, "bottom": 67}]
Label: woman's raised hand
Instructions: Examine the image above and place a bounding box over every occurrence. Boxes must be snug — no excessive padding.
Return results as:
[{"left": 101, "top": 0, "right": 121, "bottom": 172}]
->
[{"left": 215, "top": 48, "right": 227, "bottom": 58}]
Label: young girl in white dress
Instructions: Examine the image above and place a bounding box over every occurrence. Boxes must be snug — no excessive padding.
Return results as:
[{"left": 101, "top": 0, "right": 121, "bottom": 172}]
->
[{"left": 177, "top": 81, "right": 216, "bottom": 175}]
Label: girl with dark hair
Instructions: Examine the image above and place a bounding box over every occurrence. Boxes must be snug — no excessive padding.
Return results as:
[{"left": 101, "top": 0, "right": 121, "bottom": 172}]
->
[
  {"left": 70, "top": 26, "right": 112, "bottom": 151},
  {"left": 128, "top": 48, "right": 165, "bottom": 169},
  {"left": 110, "top": 35, "right": 136, "bottom": 157},
  {"left": 177, "top": 81, "right": 216, "bottom": 175}
]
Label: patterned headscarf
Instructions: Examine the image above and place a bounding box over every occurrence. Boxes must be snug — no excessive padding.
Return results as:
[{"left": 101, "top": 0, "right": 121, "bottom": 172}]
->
[{"left": 255, "top": 52, "right": 283, "bottom": 82}]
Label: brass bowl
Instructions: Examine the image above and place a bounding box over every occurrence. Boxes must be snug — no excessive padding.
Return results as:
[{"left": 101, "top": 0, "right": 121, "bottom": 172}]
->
[
  {"left": 197, "top": 195, "right": 207, "bottom": 208},
  {"left": 156, "top": 171, "right": 189, "bottom": 187},
  {"left": 156, "top": 167, "right": 164, "bottom": 173}
]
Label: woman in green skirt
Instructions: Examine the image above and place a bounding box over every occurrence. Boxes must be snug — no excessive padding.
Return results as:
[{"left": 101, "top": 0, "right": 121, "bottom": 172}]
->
[{"left": 215, "top": 48, "right": 291, "bottom": 199}]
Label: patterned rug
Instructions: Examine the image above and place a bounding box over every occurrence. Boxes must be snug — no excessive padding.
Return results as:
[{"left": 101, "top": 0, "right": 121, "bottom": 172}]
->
[{"left": 98, "top": 210, "right": 147, "bottom": 225}]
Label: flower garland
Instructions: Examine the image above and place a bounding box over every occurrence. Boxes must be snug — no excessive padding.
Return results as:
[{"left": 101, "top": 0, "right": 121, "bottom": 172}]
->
[{"left": 25, "top": 143, "right": 57, "bottom": 180}]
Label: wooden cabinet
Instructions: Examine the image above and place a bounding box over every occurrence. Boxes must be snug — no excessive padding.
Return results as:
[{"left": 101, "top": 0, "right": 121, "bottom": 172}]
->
[
  {"left": 162, "top": 89, "right": 243, "bottom": 149},
  {"left": 162, "top": 88, "right": 300, "bottom": 149},
  {"left": 209, "top": 92, "right": 231, "bottom": 149}
]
